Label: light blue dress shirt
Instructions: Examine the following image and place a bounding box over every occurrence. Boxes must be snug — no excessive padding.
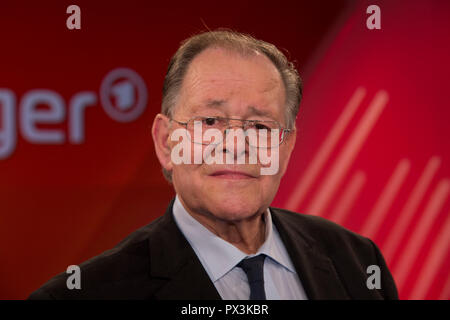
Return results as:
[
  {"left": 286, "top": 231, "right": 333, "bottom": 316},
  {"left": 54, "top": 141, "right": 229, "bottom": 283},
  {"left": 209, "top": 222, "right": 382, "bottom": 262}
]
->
[{"left": 172, "top": 196, "right": 308, "bottom": 300}]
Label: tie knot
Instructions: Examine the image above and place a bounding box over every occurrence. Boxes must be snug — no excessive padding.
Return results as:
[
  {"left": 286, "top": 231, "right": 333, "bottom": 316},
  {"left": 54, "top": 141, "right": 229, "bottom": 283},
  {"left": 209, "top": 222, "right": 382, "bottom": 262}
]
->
[{"left": 238, "top": 254, "right": 266, "bottom": 281}]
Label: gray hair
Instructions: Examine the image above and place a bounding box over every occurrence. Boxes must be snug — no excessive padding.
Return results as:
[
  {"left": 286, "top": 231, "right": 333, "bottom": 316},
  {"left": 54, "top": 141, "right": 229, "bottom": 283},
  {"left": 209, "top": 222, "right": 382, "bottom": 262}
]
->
[{"left": 160, "top": 29, "right": 303, "bottom": 182}]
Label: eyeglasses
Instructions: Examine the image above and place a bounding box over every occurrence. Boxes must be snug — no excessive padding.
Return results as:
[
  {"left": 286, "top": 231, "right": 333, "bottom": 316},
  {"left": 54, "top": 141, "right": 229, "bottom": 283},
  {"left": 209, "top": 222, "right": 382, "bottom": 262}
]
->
[{"left": 170, "top": 116, "right": 292, "bottom": 148}]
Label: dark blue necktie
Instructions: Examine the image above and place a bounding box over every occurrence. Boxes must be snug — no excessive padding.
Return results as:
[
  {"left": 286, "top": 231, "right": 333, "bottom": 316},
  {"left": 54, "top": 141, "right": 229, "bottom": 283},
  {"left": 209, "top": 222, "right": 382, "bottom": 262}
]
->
[{"left": 238, "top": 254, "right": 266, "bottom": 300}]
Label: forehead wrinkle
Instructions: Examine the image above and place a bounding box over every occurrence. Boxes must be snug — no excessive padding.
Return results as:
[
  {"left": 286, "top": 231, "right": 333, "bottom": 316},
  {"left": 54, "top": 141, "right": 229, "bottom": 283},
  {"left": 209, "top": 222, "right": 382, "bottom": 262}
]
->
[
  {"left": 205, "top": 99, "right": 227, "bottom": 107},
  {"left": 178, "top": 47, "right": 286, "bottom": 121}
]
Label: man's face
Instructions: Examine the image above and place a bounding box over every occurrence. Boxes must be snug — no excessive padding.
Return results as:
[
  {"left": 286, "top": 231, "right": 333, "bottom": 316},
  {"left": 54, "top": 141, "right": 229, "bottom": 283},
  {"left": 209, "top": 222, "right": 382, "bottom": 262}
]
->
[{"left": 164, "top": 47, "right": 295, "bottom": 220}]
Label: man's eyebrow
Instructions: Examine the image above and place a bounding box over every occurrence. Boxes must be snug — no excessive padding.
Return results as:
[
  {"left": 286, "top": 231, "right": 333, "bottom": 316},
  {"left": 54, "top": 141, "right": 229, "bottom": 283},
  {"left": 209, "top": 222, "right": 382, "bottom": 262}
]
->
[
  {"left": 247, "top": 106, "right": 274, "bottom": 118},
  {"left": 202, "top": 100, "right": 275, "bottom": 118}
]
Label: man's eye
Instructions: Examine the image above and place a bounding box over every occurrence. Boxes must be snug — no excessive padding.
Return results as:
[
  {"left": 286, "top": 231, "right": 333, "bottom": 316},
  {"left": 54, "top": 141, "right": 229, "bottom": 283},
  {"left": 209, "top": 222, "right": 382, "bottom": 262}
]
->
[
  {"left": 254, "top": 123, "right": 271, "bottom": 131},
  {"left": 203, "top": 118, "right": 217, "bottom": 126}
]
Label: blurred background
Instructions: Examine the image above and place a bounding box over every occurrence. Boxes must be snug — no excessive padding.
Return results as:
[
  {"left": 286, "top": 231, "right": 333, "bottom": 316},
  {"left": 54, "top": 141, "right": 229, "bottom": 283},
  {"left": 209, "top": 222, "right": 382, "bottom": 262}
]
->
[{"left": 0, "top": 0, "right": 448, "bottom": 300}]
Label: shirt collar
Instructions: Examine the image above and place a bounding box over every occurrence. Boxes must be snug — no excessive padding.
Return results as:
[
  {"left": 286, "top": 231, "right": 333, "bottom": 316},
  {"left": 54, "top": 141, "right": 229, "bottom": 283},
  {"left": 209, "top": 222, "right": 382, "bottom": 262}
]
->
[{"left": 172, "top": 195, "right": 297, "bottom": 282}]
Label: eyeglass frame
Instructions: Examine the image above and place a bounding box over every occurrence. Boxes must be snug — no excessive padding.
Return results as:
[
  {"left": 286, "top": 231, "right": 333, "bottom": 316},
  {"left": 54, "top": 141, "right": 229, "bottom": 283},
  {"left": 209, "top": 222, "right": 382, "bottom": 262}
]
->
[{"left": 169, "top": 116, "right": 292, "bottom": 148}]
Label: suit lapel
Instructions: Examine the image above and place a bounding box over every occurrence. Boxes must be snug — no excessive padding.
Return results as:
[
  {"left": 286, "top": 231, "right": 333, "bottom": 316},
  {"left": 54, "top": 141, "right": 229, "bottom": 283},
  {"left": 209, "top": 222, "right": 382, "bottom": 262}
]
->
[
  {"left": 148, "top": 199, "right": 221, "bottom": 300},
  {"left": 271, "top": 208, "right": 350, "bottom": 299}
]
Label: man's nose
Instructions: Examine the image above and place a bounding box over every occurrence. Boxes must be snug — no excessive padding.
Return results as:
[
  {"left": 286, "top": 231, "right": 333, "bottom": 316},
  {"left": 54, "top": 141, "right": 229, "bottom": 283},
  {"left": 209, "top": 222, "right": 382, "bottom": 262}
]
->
[{"left": 223, "top": 126, "right": 247, "bottom": 162}]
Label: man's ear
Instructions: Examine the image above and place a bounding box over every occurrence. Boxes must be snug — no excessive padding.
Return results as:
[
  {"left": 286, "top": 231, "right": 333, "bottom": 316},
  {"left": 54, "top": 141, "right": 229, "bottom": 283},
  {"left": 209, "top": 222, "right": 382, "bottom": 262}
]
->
[
  {"left": 279, "top": 127, "right": 297, "bottom": 176},
  {"left": 152, "top": 114, "right": 173, "bottom": 173},
  {"left": 287, "top": 127, "right": 297, "bottom": 154}
]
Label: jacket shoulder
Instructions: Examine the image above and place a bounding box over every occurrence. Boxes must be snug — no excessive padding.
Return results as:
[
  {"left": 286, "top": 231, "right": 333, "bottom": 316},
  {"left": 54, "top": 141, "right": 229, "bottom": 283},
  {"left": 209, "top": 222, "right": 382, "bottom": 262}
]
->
[
  {"left": 270, "top": 207, "right": 398, "bottom": 299},
  {"left": 270, "top": 207, "right": 374, "bottom": 253}
]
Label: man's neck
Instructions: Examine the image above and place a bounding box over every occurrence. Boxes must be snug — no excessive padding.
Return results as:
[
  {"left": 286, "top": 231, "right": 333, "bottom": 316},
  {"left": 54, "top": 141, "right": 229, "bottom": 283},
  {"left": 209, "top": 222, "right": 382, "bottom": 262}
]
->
[{"left": 183, "top": 206, "right": 266, "bottom": 255}]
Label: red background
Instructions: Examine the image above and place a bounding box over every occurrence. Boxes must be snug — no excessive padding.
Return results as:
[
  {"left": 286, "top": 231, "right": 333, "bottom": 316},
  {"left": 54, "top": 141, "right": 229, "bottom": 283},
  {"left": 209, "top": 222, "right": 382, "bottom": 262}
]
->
[{"left": 0, "top": 0, "right": 448, "bottom": 299}]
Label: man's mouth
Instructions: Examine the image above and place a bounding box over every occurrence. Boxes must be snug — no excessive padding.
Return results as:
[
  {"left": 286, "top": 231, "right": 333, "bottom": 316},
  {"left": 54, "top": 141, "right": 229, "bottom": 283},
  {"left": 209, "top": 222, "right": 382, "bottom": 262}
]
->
[{"left": 209, "top": 170, "right": 256, "bottom": 180}]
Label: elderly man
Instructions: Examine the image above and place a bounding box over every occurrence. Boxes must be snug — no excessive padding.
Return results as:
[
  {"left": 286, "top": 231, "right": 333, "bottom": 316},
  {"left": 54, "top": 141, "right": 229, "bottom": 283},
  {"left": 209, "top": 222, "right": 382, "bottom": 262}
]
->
[{"left": 29, "top": 30, "right": 398, "bottom": 300}]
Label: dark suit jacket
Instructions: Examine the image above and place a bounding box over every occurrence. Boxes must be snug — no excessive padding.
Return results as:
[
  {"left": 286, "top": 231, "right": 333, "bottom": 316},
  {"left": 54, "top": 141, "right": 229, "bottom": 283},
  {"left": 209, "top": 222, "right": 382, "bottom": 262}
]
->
[{"left": 28, "top": 199, "right": 398, "bottom": 299}]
